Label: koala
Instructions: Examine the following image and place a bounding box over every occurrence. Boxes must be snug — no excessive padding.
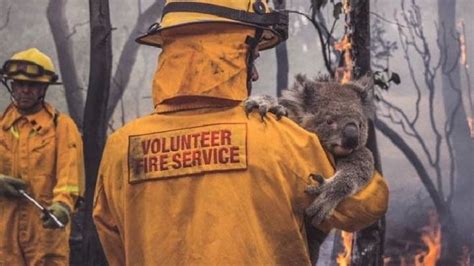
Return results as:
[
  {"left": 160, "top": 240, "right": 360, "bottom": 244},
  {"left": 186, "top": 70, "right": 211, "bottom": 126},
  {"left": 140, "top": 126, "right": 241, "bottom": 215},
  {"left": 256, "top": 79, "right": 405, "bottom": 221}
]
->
[{"left": 244, "top": 74, "right": 375, "bottom": 226}]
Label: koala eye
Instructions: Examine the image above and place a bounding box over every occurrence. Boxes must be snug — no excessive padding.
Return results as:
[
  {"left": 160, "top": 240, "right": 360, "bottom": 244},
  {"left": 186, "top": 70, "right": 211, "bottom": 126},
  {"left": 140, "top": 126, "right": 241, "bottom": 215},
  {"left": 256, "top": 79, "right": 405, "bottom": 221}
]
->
[{"left": 326, "top": 118, "right": 335, "bottom": 125}]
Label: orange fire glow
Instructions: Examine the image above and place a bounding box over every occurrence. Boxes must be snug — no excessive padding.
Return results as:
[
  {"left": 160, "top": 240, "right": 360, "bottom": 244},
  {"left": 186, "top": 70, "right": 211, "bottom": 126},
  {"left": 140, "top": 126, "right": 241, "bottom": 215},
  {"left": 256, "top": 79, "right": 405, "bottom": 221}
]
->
[
  {"left": 337, "top": 231, "right": 353, "bottom": 266},
  {"left": 334, "top": 35, "right": 353, "bottom": 84},
  {"left": 342, "top": 0, "right": 351, "bottom": 15},
  {"left": 468, "top": 117, "right": 474, "bottom": 138},
  {"left": 414, "top": 209, "right": 442, "bottom": 266},
  {"left": 459, "top": 246, "right": 471, "bottom": 266},
  {"left": 384, "top": 210, "right": 443, "bottom": 265},
  {"left": 458, "top": 20, "right": 468, "bottom": 68}
]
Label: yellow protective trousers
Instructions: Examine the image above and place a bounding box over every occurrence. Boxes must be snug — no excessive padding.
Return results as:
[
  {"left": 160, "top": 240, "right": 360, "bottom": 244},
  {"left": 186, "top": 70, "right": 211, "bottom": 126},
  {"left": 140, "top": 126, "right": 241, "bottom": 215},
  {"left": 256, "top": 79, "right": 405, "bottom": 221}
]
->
[{"left": 0, "top": 103, "right": 84, "bottom": 265}]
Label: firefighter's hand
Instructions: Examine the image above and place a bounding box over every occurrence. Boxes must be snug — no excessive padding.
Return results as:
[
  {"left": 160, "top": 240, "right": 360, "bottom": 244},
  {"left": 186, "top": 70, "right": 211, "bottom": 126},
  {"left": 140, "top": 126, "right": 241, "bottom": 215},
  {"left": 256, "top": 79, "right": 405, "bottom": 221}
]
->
[
  {"left": 0, "top": 175, "right": 27, "bottom": 198},
  {"left": 42, "top": 202, "right": 70, "bottom": 229}
]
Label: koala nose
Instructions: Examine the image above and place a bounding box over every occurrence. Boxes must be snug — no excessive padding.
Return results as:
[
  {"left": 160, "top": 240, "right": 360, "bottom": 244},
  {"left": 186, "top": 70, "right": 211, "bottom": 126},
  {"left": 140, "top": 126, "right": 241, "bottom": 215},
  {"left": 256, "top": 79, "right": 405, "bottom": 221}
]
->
[{"left": 342, "top": 123, "right": 359, "bottom": 149}]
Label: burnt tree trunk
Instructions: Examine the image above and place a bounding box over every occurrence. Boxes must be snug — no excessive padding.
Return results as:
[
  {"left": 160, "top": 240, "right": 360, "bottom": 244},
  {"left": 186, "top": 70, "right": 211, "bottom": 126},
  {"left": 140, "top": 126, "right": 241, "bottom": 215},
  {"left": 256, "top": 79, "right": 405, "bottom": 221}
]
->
[
  {"left": 437, "top": 0, "right": 474, "bottom": 249},
  {"left": 273, "top": 0, "right": 288, "bottom": 96},
  {"left": 105, "top": 0, "right": 165, "bottom": 122},
  {"left": 46, "top": 0, "right": 85, "bottom": 127},
  {"left": 350, "top": 1, "right": 385, "bottom": 265},
  {"left": 82, "top": 0, "right": 113, "bottom": 265},
  {"left": 275, "top": 41, "right": 289, "bottom": 97}
]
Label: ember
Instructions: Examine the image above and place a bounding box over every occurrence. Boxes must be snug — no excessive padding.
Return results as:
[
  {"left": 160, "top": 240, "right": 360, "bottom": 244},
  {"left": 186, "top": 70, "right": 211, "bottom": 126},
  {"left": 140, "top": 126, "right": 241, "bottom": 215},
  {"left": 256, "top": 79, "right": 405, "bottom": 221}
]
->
[
  {"left": 337, "top": 231, "right": 354, "bottom": 266},
  {"left": 334, "top": 35, "right": 353, "bottom": 84},
  {"left": 459, "top": 246, "right": 471, "bottom": 266},
  {"left": 467, "top": 117, "right": 474, "bottom": 138},
  {"left": 414, "top": 209, "right": 442, "bottom": 265},
  {"left": 383, "top": 209, "right": 442, "bottom": 266}
]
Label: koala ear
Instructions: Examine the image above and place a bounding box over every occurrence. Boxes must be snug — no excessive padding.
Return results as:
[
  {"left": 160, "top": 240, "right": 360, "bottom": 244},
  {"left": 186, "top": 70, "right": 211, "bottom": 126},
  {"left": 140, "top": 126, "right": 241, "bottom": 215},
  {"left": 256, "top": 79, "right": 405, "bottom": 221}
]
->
[
  {"left": 350, "top": 73, "right": 376, "bottom": 118},
  {"left": 351, "top": 73, "right": 374, "bottom": 100},
  {"left": 296, "top": 74, "right": 322, "bottom": 112},
  {"left": 280, "top": 74, "right": 320, "bottom": 122}
]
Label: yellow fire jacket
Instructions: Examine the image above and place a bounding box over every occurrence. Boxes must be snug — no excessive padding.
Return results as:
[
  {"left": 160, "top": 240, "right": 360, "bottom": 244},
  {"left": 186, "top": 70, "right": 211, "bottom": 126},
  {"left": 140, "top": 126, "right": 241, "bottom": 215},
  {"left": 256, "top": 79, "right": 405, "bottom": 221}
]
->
[
  {"left": 93, "top": 106, "right": 388, "bottom": 265},
  {"left": 93, "top": 26, "right": 388, "bottom": 265},
  {"left": 0, "top": 103, "right": 84, "bottom": 264},
  {"left": 0, "top": 103, "right": 84, "bottom": 208}
]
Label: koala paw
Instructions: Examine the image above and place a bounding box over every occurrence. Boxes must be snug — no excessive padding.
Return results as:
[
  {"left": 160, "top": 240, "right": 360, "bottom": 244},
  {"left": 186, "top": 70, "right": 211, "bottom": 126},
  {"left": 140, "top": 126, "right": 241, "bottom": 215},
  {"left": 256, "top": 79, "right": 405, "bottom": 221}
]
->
[
  {"left": 244, "top": 95, "right": 288, "bottom": 121},
  {"left": 305, "top": 174, "right": 326, "bottom": 196},
  {"left": 305, "top": 196, "right": 339, "bottom": 226},
  {"left": 305, "top": 179, "right": 342, "bottom": 226}
]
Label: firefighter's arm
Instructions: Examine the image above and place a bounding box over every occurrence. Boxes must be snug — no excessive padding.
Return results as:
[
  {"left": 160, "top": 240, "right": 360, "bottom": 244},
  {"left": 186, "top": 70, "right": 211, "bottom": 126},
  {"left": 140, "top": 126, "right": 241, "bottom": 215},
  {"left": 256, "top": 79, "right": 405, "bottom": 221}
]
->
[
  {"left": 53, "top": 115, "right": 85, "bottom": 211},
  {"left": 93, "top": 178, "right": 125, "bottom": 265},
  {"left": 286, "top": 123, "right": 388, "bottom": 233},
  {"left": 93, "top": 136, "right": 125, "bottom": 265},
  {"left": 317, "top": 171, "right": 389, "bottom": 232}
]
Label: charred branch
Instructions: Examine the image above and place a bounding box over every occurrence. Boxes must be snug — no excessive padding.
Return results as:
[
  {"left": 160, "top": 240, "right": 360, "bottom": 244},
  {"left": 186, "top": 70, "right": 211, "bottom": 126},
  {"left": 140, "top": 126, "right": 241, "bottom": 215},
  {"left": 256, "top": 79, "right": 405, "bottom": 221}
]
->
[
  {"left": 375, "top": 119, "right": 463, "bottom": 261},
  {"left": 47, "top": 0, "right": 85, "bottom": 127},
  {"left": 105, "top": 0, "right": 164, "bottom": 123},
  {"left": 0, "top": 5, "right": 11, "bottom": 31},
  {"left": 273, "top": 0, "right": 289, "bottom": 96},
  {"left": 287, "top": 9, "right": 335, "bottom": 76},
  {"left": 66, "top": 20, "right": 90, "bottom": 40}
]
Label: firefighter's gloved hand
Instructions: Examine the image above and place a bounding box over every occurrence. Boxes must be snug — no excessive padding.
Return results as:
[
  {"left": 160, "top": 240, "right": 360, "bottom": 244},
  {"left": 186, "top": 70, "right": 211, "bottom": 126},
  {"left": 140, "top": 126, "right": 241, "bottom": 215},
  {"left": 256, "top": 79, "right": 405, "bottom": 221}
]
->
[
  {"left": 42, "top": 202, "right": 70, "bottom": 229},
  {"left": 0, "top": 175, "right": 27, "bottom": 198}
]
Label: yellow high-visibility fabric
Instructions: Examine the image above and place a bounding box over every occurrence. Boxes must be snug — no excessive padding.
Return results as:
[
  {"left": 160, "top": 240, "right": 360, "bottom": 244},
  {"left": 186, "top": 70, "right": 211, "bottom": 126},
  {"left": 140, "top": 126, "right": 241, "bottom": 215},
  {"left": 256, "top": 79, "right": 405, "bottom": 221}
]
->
[
  {"left": 0, "top": 103, "right": 84, "bottom": 265},
  {"left": 152, "top": 25, "right": 252, "bottom": 112},
  {"left": 7, "top": 48, "right": 58, "bottom": 83},
  {"left": 94, "top": 24, "right": 388, "bottom": 265},
  {"left": 93, "top": 106, "right": 388, "bottom": 266}
]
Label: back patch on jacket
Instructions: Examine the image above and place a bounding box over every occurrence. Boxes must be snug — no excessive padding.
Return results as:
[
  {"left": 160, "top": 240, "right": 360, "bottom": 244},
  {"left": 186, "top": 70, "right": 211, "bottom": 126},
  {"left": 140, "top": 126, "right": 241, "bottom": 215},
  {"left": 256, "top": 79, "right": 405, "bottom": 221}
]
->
[{"left": 128, "top": 123, "right": 248, "bottom": 183}]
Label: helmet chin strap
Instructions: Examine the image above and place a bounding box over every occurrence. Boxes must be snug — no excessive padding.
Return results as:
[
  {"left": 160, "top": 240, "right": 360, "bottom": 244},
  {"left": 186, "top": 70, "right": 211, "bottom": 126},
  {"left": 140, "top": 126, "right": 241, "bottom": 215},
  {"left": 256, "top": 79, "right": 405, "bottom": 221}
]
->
[
  {"left": 6, "top": 83, "right": 47, "bottom": 112},
  {"left": 245, "top": 29, "right": 263, "bottom": 96}
]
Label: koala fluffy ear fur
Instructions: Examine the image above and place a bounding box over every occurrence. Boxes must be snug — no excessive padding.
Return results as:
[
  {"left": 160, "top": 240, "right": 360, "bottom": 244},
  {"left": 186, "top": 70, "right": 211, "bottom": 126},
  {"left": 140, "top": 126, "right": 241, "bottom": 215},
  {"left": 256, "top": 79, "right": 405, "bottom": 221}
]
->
[
  {"left": 349, "top": 73, "right": 376, "bottom": 119},
  {"left": 280, "top": 74, "right": 320, "bottom": 123}
]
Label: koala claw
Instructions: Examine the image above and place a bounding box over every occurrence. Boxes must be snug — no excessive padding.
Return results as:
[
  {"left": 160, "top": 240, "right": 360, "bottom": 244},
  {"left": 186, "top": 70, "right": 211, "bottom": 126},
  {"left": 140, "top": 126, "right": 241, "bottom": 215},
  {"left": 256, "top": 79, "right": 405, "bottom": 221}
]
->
[
  {"left": 269, "top": 105, "right": 288, "bottom": 120},
  {"left": 309, "top": 173, "right": 325, "bottom": 185},
  {"left": 258, "top": 105, "right": 269, "bottom": 121},
  {"left": 243, "top": 95, "right": 287, "bottom": 121},
  {"left": 244, "top": 100, "right": 259, "bottom": 118},
  {"left": 305, "top": 198, "right": 338, "bottom": 226},
  {"left": 305, "top": 184, "right": 324, "bottom": 196}
]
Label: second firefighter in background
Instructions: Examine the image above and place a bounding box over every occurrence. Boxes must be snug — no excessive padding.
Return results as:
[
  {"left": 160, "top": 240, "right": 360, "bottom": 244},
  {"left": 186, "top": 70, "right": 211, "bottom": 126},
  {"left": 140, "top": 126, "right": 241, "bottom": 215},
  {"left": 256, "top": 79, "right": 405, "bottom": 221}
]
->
[{"left": 0, "top": 48, "right": 85, "bottom": 265}]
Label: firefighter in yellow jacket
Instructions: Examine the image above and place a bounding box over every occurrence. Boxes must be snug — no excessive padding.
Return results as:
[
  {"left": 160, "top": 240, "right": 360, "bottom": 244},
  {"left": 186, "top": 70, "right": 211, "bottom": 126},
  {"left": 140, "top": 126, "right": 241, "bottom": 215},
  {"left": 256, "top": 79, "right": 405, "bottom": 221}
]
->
[
  {"left": 93, "top": 0, "right": 389, "bottom": 265},
  {"left": 0, "top": 48, "right": 85, "bottom": 265}
]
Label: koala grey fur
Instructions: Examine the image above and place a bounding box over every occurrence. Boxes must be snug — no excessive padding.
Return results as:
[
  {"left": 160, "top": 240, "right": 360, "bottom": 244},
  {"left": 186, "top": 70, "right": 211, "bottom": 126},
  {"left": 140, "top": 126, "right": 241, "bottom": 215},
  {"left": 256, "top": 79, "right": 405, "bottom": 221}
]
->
[{"left": 244, "top": 74, "right": 375, "bottom": 227}]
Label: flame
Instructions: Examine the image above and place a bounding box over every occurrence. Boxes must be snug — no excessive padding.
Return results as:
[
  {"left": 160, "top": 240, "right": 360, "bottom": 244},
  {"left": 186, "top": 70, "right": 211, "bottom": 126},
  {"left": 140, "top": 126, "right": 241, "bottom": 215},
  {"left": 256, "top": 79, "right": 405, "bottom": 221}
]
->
[
  {"left": 342, "top": 0, "right": 351, "bottom": 15},
  {"left": 468, "top": 117, "right": 474, "bottom": 138},
  {"left": 334, "top": 35, "right": 353, "bottom": 84},
  {"left": 414, "top": 209, "right": 442, "bottom": 266},
  {"left": 337, "top": 231, "right": 353, "bottom": 266},
  {"left": 459, "top": 246, "right": 471, "bottom": 266},
  {"left": 458, "top": 20, "right": 468, "bottom": 68}
]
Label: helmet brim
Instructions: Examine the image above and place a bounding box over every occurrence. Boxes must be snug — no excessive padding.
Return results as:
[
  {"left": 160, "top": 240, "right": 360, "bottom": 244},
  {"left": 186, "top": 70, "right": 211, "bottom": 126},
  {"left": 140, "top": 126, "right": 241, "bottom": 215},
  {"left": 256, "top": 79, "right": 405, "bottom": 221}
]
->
[{"left": 136, "top": 20, "right": 284, "bottom": 51}]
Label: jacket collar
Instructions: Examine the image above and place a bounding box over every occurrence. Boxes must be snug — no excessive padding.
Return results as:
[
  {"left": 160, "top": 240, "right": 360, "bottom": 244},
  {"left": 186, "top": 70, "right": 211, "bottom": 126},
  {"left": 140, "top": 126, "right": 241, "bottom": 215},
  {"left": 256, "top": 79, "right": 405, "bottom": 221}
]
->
[
  {"left": 1, "top": 103, "right": 58, "bottom": 134},
  {"left": 154, "top": 96, "right": 240, "bottom": 114}
]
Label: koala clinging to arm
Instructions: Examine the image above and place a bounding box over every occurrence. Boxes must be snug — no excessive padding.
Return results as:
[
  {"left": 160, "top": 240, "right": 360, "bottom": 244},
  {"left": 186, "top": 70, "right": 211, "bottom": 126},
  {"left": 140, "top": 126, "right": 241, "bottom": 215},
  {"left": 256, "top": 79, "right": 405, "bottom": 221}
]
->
[{"left": 244, "top": 74, "right": 376, "bottom": 226}]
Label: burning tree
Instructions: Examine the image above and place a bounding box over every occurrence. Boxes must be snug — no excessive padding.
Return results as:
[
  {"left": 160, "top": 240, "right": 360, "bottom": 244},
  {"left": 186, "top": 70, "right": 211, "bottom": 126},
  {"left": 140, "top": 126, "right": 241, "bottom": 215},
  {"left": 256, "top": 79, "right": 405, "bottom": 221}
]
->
[
  {"left": 287, "top": 0, "right": 385, "bottom": 265},
  {"left": 371, "top": 0, "right": 474, "bottom": 262}
]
